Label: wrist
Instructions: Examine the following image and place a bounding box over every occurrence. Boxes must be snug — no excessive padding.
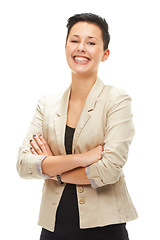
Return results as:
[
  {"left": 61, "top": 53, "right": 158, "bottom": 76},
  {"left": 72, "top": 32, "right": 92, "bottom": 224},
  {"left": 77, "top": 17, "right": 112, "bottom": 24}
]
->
[{"left": 76, "top": 153, "right": 85, "bottom": 167}]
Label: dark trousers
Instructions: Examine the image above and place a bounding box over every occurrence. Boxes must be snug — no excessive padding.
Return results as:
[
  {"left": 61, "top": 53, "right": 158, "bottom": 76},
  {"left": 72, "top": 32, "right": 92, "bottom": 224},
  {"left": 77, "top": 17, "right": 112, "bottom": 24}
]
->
[{"left": 40, "top": 223, "right": 129, "bottom": 240}]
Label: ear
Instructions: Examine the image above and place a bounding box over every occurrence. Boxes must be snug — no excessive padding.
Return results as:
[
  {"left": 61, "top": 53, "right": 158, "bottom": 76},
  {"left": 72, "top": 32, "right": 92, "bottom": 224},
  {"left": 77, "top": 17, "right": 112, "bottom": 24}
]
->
[{"left": 101, "top": 49, "right": 110, "bottom": 62}]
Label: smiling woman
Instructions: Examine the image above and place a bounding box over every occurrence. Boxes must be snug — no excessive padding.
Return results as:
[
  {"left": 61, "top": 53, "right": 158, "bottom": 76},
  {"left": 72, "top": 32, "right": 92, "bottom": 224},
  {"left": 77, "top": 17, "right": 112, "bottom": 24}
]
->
[
  {"left": 65, "top": 21, "right": 109, "bottom": 77},
  {"left": 17, "top": 13, "right": 137, "bottom": 240}
]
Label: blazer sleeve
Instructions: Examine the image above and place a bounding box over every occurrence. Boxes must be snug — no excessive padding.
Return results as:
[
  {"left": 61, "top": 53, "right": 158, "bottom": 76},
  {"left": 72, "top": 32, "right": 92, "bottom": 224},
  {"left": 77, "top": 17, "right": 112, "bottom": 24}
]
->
[
  {"left": 16, "top": 96, "right": 49, "bottom": 179},
  {"left": 85, "top": 90, "right": 135, "bottom": 188}
]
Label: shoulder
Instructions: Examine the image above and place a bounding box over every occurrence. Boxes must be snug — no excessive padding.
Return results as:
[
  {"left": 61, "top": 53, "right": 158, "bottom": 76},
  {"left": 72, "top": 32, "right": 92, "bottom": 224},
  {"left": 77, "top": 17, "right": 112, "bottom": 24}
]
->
[
  {"left": 99, "top": 84, "right": 132, "bottom": 115},
  {"left": 104, "top": 84, "right": 130, "bottom": 97},
  {"left": 35, "top": 92, "right": 63, "bottom": 116},
  {"left": 98, "top": 77, "right": 131, "bottom": 102},
  {"left": 102, "top": 84, "right": 131, "bottom": 104},
  {"left": 38, "top": 91, "right": 63, "bottom": 107}
]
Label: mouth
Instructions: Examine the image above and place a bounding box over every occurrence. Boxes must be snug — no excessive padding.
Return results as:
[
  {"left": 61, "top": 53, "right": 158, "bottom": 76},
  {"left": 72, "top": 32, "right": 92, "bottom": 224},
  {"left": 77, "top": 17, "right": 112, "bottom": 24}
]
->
[{"left": 73, "top": 56, "right": 90, "bottom": 64}]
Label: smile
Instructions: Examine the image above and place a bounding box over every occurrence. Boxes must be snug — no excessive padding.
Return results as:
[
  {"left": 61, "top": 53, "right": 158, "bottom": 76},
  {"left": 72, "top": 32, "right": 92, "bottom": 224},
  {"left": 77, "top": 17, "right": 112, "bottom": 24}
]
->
[{"left": 73, "top": 56, "right": 90, "bottom": 64}]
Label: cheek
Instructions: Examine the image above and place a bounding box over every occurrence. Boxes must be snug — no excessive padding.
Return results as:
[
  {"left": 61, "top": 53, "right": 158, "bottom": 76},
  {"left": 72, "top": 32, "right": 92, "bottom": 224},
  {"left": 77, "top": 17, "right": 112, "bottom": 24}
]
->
[
  {"left": 89, "top": 47, "right": 104, "bottom": 61},
  {"left": 65, "top": 50, "right": 73, "bottom": 64},
  {"left": 66, "top": 43, "right": 76, "bottom": 54},
  {"left": 65, "top": 47, "right": 71, "bottom": 57},
  {"left": 92, "top": 52, "right": 103, "bottom": 63}
]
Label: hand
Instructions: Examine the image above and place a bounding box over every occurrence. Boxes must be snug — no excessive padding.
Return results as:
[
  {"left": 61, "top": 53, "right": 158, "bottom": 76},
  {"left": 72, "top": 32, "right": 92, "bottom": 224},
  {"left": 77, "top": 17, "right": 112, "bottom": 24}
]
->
[
  {"left": 30, "top": 134, "right": 54, "bottom": 156},
  {"left": 80, "top": 145, "right": 103, "bottom": 167}
]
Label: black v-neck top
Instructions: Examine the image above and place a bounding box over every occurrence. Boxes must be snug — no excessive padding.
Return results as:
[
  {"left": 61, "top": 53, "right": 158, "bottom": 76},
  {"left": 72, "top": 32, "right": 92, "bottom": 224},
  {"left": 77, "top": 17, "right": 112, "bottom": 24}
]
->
[
  {"left": 64, "top": 125, "right": 75, "bottom": 155},
  {"left": 40, "top": 125, "right": 128, "bottom": 239},
  {"left": 55, "top": 125, "right": 79, "bottom": 233}
]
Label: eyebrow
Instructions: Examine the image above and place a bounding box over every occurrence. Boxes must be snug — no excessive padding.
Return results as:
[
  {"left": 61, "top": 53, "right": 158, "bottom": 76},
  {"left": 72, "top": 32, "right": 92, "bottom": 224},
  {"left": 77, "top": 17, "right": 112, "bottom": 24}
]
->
[{"left": 72, "top": 35, "right": 97, "bottom": 40}]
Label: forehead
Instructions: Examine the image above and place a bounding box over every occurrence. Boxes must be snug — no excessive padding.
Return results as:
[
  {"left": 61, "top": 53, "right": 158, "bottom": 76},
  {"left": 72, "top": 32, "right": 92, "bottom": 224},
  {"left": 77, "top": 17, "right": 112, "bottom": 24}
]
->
[{"left": 68, "top": 21, "right": 103, "bottom": 39}]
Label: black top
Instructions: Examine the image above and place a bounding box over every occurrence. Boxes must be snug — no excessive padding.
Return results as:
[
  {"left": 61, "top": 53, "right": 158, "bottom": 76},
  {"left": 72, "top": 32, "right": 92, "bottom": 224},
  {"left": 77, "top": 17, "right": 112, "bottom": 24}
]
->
[
  {"left": 55, "top": 125, "right": 79, "bottom": 232},
  {"left": 40, "top": 125, "right": 129, "bottom": 240}
]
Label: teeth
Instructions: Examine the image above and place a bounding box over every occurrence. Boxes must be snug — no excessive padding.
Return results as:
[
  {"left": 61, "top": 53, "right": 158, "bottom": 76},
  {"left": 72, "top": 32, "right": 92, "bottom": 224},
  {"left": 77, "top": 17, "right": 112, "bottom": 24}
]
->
[{"left": 74, "top": 57, "right": 89, "bottom": 62}]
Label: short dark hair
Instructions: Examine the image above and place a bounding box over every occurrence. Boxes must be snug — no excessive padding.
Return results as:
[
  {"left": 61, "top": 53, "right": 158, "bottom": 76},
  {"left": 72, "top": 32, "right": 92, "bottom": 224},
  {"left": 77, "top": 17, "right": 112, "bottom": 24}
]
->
[{"left": 66, "top": 13, "right": 110, "bottom": 50}]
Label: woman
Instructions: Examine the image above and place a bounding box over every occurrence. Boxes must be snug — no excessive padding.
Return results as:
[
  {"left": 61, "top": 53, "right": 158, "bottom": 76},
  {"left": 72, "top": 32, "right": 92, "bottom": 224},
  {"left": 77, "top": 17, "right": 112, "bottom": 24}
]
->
[{"left": 17, "top": 13, "right": 138, "bottom": 240}]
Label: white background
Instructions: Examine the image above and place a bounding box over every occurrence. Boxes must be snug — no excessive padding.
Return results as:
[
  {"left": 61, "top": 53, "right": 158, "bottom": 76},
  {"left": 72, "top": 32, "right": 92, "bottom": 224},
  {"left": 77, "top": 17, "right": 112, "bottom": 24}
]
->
[{"left": 0, "top": 0, "right": 160, "bottom": 239}]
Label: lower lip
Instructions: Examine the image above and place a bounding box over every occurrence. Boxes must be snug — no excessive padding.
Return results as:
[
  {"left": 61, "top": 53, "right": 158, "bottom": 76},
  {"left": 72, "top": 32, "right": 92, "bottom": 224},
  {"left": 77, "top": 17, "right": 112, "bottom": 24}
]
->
[{"left": 73, "top": 58, "right": 90, "bottom": 65}]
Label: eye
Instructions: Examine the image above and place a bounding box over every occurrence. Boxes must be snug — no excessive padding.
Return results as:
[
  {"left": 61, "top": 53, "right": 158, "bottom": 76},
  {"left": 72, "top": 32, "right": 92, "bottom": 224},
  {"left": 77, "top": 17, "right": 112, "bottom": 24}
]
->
[
  {"left": 88, "top": 42, "right": 95, "bottom": 45},
  {"left": 71, "top": 40, "right": 78, "bottom": 43}
]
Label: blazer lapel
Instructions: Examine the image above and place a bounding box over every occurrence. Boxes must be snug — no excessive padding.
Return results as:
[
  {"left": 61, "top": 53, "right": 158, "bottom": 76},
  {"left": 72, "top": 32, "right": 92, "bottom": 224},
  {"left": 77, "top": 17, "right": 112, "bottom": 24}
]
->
[
  {"left": 54, "top": 85, "right": 71, "bottom": 155},
  {"left": 54, "top": 77, "right": 104, "bottom": 155},
  {"left": 72, "top": 77, "right": 104, "bottom": 153}
]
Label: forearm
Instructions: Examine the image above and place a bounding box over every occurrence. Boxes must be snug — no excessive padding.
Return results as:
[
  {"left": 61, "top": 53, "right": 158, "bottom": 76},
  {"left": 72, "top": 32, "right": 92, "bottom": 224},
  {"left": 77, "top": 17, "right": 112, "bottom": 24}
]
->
[
  {"left": 42, "top": 145, "right": 103, "bottom": 177},
  {"left": 61, "top": 167, "right": 91, "bottom": 185},
  {"left": 42, "top": 154, "right": 83, "bottom": 177}
]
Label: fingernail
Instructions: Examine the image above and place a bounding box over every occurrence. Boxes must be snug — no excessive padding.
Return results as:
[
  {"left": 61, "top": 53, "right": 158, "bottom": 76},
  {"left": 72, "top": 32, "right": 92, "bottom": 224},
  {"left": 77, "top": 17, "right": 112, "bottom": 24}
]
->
[
  {"left": 38, "top": 134, "right": 41, "bottom": 137},
  {"left": 30, "top": 147, "right": 33, "bottom": 150},
  {"left": 33, "top": 134, "right": 36, "bottom": 137},
  {"left": 30, "top": 139, "right": 33, "bottom": 142}
]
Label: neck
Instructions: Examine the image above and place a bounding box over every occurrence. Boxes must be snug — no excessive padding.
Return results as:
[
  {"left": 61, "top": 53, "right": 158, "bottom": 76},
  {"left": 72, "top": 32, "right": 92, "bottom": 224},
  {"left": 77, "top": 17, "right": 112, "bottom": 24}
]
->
[{"left": 70, "top": 72, "right": 97, "bottom": 101}]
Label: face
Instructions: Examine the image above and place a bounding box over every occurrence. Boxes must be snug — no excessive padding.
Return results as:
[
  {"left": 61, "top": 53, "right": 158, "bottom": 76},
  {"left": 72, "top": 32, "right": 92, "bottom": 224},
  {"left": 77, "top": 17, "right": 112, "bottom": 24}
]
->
[{"left": 65, "top": 22, "right": 109, "bottom": 77}]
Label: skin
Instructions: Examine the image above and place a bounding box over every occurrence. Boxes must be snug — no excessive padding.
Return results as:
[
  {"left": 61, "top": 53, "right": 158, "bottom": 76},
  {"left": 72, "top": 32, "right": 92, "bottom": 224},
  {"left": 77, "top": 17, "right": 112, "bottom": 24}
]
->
[{"left": 30, "top": 22, "right": 110, "bottom": 184}]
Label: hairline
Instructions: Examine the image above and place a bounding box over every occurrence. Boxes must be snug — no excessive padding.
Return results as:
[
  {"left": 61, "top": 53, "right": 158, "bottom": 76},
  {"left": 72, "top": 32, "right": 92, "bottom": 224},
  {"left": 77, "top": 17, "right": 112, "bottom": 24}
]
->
[{"left": 66, "top": 21, "right": 104, "bottom": 46}]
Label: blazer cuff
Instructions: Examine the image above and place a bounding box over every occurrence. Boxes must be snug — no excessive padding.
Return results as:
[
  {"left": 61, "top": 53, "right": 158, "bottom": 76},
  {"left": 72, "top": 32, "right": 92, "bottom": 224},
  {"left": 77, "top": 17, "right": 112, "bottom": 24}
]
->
[
  {"left": 85, "top": 166, "right": 99, "bottom": 189},
  {"left": 85, "top": 162, "right": 108, "bottom": 188},
  {"left": 36, "top": 155, "right": 53, "bottom": 179}
]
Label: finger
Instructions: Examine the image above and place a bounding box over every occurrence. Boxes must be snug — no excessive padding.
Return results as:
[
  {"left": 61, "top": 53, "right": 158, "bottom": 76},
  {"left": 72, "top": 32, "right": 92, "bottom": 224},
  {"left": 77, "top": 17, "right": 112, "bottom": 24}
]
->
[
  {"left": 102, "top": 143, "right": 105, "bottom": 151},
  {"left": 38, "top": 135, "right": 47, "bottom": 145},
  {"left": 38, "top": 135, "right": 53, "bottom": 155},
  {"left": 30, "top": 147, "right": 37, "bottom": 155},
  {"left": 33, "top": 135, "right": 47, "bottom": 154},
  {"left": 30, "top": 139, "right": 43, "bottom": 155}
]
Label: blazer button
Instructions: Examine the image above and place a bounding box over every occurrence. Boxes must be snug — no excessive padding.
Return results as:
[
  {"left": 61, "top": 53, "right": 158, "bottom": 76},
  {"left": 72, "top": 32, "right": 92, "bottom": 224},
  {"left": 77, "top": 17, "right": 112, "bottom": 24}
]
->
[
  {"left": 78, "top": 187, "right": 84, "bottom": 193},
  {"left": 79, "top": 197, "right": 85, "bottom": 204}
]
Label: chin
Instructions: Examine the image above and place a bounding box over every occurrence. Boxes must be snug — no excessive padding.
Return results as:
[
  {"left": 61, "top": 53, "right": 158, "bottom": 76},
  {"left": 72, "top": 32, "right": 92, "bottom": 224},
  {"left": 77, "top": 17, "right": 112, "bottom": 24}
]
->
[{"left": 71, "top": 65, "right": 92, "bottom": 75}]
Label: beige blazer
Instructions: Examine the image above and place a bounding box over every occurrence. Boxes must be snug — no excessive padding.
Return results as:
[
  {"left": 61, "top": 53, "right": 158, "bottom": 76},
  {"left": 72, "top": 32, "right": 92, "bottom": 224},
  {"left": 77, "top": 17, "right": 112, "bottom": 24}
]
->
[{"left": 17, "top": 77, "right": 138, "bottom": 232}]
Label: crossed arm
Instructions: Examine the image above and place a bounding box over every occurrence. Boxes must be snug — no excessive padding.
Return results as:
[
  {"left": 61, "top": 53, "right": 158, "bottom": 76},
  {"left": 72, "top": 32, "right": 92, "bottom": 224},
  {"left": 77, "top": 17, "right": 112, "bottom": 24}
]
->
[{"left": 30, "top": 134, "right": 103, "bottom": 185}]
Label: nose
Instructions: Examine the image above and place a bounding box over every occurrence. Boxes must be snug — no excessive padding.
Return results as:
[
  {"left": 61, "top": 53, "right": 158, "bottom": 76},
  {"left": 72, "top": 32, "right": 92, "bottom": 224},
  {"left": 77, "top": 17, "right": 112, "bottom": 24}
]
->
[{"left": 77, "top": 42, "right": 86, "bottom": 53}]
